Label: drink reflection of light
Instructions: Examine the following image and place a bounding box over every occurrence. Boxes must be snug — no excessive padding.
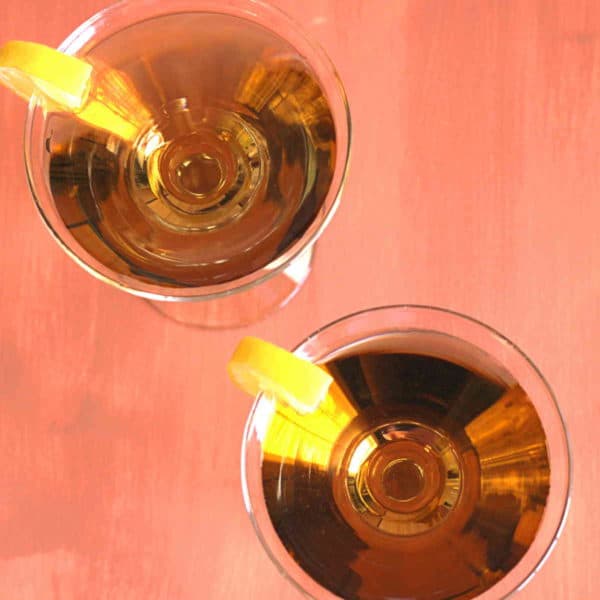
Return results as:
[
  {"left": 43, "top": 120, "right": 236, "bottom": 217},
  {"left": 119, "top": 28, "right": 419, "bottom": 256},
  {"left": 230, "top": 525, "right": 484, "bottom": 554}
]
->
[
  {"left": 72, "top": 61, "right": 151, "bottom": 141},
  {"left": 257, "top": 380, "right": 358, "bottom": 470}
]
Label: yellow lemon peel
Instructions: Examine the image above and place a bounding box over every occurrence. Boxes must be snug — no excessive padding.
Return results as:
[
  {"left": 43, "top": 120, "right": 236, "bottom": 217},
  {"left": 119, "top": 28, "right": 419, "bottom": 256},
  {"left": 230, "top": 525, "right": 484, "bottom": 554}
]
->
[{"left": 228, "top": 336, "right": 333, "bottom": 414}]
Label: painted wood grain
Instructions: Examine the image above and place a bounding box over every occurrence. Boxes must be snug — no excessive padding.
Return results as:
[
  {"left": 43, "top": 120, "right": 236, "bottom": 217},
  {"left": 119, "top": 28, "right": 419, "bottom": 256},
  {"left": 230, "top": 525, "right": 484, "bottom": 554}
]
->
[{"left": 0, "top": 1, "right": 598, "bottom": 598}]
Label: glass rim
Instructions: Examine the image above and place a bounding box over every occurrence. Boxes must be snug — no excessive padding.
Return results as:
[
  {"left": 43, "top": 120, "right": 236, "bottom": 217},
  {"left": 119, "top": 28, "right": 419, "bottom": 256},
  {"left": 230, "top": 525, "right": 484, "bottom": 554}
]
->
[
  {"left": 242, "top": 304, "right": 572, "bottom": 600},
  {"left": 24, "top": 0, "right": 352, "bottom": 302}
]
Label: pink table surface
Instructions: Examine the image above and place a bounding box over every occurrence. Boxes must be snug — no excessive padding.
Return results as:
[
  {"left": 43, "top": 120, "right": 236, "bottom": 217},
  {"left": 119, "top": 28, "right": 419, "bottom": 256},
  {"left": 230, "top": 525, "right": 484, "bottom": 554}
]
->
[{"left": 0, "top": 1, "right": 598, "bottom": 599}]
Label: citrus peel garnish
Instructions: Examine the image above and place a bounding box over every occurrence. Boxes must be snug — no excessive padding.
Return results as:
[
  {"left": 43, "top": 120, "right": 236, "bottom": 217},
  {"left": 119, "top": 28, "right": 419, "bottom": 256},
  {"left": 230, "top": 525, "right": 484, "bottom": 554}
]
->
[
  {"left": 228, "top": 336, "right": 333, "bottom": 414},
  {"left": 0, "top": 40, "right": 91, "bottom": 109}
]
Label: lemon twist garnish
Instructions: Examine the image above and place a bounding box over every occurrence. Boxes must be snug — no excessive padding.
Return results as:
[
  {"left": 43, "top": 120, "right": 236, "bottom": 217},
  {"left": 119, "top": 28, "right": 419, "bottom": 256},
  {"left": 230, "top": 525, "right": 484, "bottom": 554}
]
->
[
  {"left": 228, "top": 337, "right": 333, "bottom": 414},
  {"left": 0, "top": 40, "right": 150, "bottom": 141},
  {"left": 0, "top": 41, "right": 91, "bottom": 109}
]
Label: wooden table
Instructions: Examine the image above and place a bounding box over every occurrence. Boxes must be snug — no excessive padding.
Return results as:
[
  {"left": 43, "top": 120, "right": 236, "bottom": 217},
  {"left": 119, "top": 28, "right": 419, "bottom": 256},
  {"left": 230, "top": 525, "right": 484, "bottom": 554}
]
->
[{"left": 0, "top": 1, "right": 597, "bottom": 598}]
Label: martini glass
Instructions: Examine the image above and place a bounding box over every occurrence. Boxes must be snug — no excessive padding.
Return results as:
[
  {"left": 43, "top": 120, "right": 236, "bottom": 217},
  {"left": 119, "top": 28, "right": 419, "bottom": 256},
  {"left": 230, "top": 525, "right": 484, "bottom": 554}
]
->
[
  {"left": 19, "top": 0, "right": 350, "bottom": 327},
  {"left": 242, "top": 305, "right": 571, "bottom": 599}
]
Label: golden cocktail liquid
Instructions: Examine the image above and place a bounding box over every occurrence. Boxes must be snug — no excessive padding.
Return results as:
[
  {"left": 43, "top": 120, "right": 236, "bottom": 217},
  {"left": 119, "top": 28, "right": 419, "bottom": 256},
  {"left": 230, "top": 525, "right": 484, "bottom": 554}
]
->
[
  {"left": 261, "top": 345, "right": 550, "bottom": 599},
  {"left": 46, "top": 13, "right": 336, "bottom": 286}
]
